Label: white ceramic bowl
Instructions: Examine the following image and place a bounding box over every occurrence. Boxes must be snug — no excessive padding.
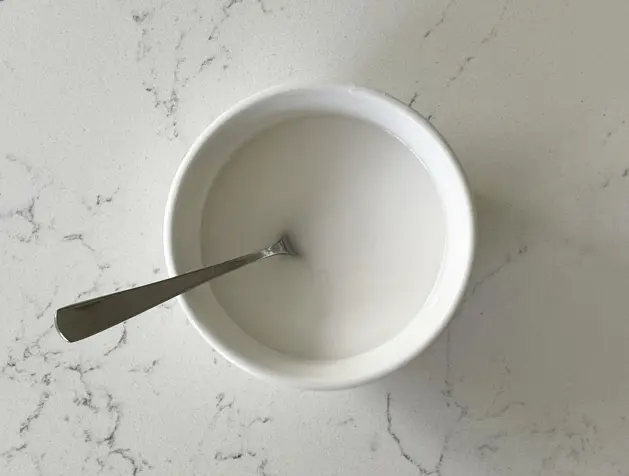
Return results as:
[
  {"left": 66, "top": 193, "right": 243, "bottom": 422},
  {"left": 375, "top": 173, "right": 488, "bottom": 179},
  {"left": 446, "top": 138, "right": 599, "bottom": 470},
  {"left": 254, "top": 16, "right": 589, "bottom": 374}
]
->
[{"left": 164, "top": 84, "right": 474, "bottom": 390}]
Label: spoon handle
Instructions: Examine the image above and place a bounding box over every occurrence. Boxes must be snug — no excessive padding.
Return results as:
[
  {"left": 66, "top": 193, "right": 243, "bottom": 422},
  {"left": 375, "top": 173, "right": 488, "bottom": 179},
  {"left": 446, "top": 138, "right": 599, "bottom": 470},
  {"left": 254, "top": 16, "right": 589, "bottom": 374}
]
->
[{"left": 56, "top": 247, "right": 276, "bottom": 343}]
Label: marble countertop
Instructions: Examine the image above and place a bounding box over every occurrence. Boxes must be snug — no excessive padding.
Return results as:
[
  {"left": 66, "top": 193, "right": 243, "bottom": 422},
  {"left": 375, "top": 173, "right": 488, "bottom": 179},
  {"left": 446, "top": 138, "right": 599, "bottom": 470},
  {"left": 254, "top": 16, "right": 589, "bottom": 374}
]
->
[{"left": 2, "top": 0, "right": 629, "bottom": 474}]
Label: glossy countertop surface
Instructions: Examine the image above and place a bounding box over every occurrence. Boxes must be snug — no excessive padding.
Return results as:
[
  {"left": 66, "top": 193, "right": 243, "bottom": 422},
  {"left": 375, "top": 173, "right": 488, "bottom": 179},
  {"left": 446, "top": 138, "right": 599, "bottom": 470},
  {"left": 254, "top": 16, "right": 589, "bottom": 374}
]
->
[{"left": 1, "top": 0, "right": 629, "bottom": 474}]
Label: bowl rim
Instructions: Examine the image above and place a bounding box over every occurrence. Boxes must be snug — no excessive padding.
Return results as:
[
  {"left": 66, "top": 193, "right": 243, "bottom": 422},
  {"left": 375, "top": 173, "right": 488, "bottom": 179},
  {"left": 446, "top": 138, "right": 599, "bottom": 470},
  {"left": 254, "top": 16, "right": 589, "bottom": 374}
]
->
[{"left": 164, "top": 82, "right": 476, "bottom": 390}]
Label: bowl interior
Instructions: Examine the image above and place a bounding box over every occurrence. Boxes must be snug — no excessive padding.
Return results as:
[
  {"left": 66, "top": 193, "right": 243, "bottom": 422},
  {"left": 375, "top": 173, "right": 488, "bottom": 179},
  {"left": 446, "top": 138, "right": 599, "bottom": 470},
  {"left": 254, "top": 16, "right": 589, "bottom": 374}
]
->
[{"left": 165, "top": 85, "right": 474, "bottom": 389}]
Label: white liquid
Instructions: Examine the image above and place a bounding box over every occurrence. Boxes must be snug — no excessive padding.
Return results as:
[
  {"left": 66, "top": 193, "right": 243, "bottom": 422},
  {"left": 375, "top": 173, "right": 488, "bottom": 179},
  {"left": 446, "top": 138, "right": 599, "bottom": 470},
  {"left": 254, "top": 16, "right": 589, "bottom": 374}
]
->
[{"left": 201, "top": 115, "right": 445, "bottom": 360}]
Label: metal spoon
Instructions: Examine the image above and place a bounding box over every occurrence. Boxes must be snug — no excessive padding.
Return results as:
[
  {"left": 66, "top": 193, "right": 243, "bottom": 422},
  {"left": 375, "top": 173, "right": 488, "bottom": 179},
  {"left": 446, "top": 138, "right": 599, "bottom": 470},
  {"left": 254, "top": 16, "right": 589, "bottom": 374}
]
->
[{"left": 55, "top": 234, "right": 297, "bottom": 343}]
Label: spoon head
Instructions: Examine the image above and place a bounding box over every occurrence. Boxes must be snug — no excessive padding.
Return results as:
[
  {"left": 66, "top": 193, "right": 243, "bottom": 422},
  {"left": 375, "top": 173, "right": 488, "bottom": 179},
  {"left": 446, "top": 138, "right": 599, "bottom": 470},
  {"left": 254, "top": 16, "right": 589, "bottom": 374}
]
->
[{"left": 277, "top": 233, "right": 299, "bottom": 256}]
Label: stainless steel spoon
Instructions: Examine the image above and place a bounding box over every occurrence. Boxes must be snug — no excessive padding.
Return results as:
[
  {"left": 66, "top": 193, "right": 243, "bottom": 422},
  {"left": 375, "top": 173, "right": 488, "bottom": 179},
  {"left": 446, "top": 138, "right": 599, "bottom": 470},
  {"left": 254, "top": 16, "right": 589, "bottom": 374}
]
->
[{"left": 55, "top": 235, "right": 297, "bottom": 343}]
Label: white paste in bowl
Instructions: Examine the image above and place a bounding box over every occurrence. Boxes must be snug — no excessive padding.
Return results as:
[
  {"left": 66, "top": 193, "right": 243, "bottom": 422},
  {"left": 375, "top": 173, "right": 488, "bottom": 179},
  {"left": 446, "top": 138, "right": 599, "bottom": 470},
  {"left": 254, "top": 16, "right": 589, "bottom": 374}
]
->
[{"left": 201, "top": 114, "right": 445, "bottom": 360}]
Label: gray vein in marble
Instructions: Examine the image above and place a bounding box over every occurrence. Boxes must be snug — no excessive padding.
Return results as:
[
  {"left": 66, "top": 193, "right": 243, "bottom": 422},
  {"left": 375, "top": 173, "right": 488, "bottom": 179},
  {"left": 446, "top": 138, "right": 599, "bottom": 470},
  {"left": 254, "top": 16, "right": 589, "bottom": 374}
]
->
[
  {"left": 95, "top": 189, "right": 118, "bottom": 207},
  {"left": 213, "top": 448, "right": 272, "bottom": 473},
  {"left": 483, "top": 401, "right": 525, "bottom": 419},
  {"left": 76, "top": 280, "right": 100, "bottom": 300},
  {"left": 480, "top": 416, "right": 601, "bottom": 471},
  {"left": 370, "top": 433, "right": 380, "bottom": 452},
  {"left": 427, "top": 1, "right": 508, "bottom": 121},
  {"left": 131, "top": 10, "right": 153, "bottom": 25},
  {"left": 29, "top": 453, "right": 44, "bottom": 476},
  {"left": 604, "top": 118, "right": 626, "bottom": 141},
  {"left": 408, "top": 93, "right": 434, "bottom": 121},
  {"left": 408, "top": 92, "right": 419, "bottom": 109},
  {"left": 477, "top": 443, "right": 498, "bottom": 458},
  {"left": 480, "top": 1, "right": 508, "bottom": 44},
  {"left": 63, "top": 369, "right": 148, "bottom": 476},
  {"left": 72, "top": 247, "right": 115, "bottom": 299},
  {"left": 215, "top": 392, "right": 235, "bottom": 417},
  {"left": 441, "top": 327, "right": 467, "bottom": 413},
  {"left": 40, "top": 372, "right": 52, "bottom": 386},
  {"left": 386, "top": 393, "right": 435, "bottom": 475},
  {"left": 2, "top": 156, "right": 53, "bottom": 239},
  {"left": 1, "top": 59, "right": 13, "bottom": 77},
  {"left": 443, "top": 328, "right": 453, "bottom": 393},
  {"left": 22, "top": 324, "right": 59, "bottom": 362},
  {"left": 198, "top": 55, "right": 216, "bottom": 73},
  {"left": 62, "top": 233, "right": 96, "bottom": 253},
  {"left": 446, "top": 56, "right": 475, "bottom": 88},
  {"left": 35, "top": 297, "right": 55, "bottom": 322},
  {"left": 2, "top": 320, "right": 62, "bottom": 388},
  {"left": 336, "top": 417, "right": 355, "bottom": 427},
  {"left": 173, "top": 52, "right": 188, "bottom": 117},
  {"left": 83, "top": 429, "right": 93, "bottom": 443},
  {"left": 23, "top": 288, "right": 58, "bottom": 322},
  {"left": 215, "top": 450, "right": 244, "bottom": 461},
  {"left": 135, "top": 18, "right": 189, "bottom": 139},
  {"left": 102, "top": 392, "right": 123, "bottom": 448},
  {"left": 0, "top": 356, "right": 33, "bottom": 383},
  {"left": 0, "top": 196, "right": 41, "bottom": 243},
  {"left": 19, "top": 390, "right": 51, "bottom": 435},
  {"left": 129, "top": 359, "right": 159, "bottom": 374},
  {"left": 79, "top": 188, "right": 119, "bottom": 215},
  {"left": 163, "top": 89, "right": 180, "bottom": 118},
  {"left": 0, "top": 443, "right": 27, "bottom": 462},
  {"left": 447, "top": 0, "right": 508, "bottom": 87},
  {"left": 466, "top": 245, "right": 528, "bottom": 299},
  {"left": 207, "top": 24, "right": 220, "bottom": 42},
  {"left": 136, "top": 28, "right": 152, "bottom": 62},
  {"left": 599, "top": 166, "right": 629, "bottom": 192},
  {"left": 143, "top": 80, "right": 181, "bottom": 130},
  {"left": 103, "top": 323, "right": 128, "bottom": 357},
  {"left": 423, "top": 0, "right": 456, "bottom": 40},
  {"left": 17, "top": 199, "right": 40, "bottom": 240},
  {"left": 109, "top": 448, "right": 152, "bottom": 475},
  {"left": 257, "top": 458, "right": 270, "bottom": 476},
  {"left": 5, "top": 153, "right": 34, "bottom": 175},
  {"left": 247, "top": 416, "right": 272, "bottom": 427},
  {"left": 111, "top": 279, "right": 140, "bottom": 293},
  {"left": 95, "top": 195, "right": 113, "bottom": 206},
  {"left": 68, "top": 362, "right": 100, "bottom": 413},
  {"left": 209, "top": 0, "right": 269, "bottom": 41},
  {"left": 193, "top": 392, "right": 276, "bottom": 472},
  {"left": 256, "top": 0, "right": 270, "bottom": 14},
  {"left": 223, "top": 0, "right": 244, "bottom": 12}
]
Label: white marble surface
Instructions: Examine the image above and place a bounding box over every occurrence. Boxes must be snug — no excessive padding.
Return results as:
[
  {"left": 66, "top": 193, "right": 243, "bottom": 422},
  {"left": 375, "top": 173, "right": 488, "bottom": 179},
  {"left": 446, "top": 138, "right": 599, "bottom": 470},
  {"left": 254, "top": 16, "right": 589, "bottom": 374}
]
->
[{"left": 2, "top": 0, "right": 629, "bottom": 474}]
